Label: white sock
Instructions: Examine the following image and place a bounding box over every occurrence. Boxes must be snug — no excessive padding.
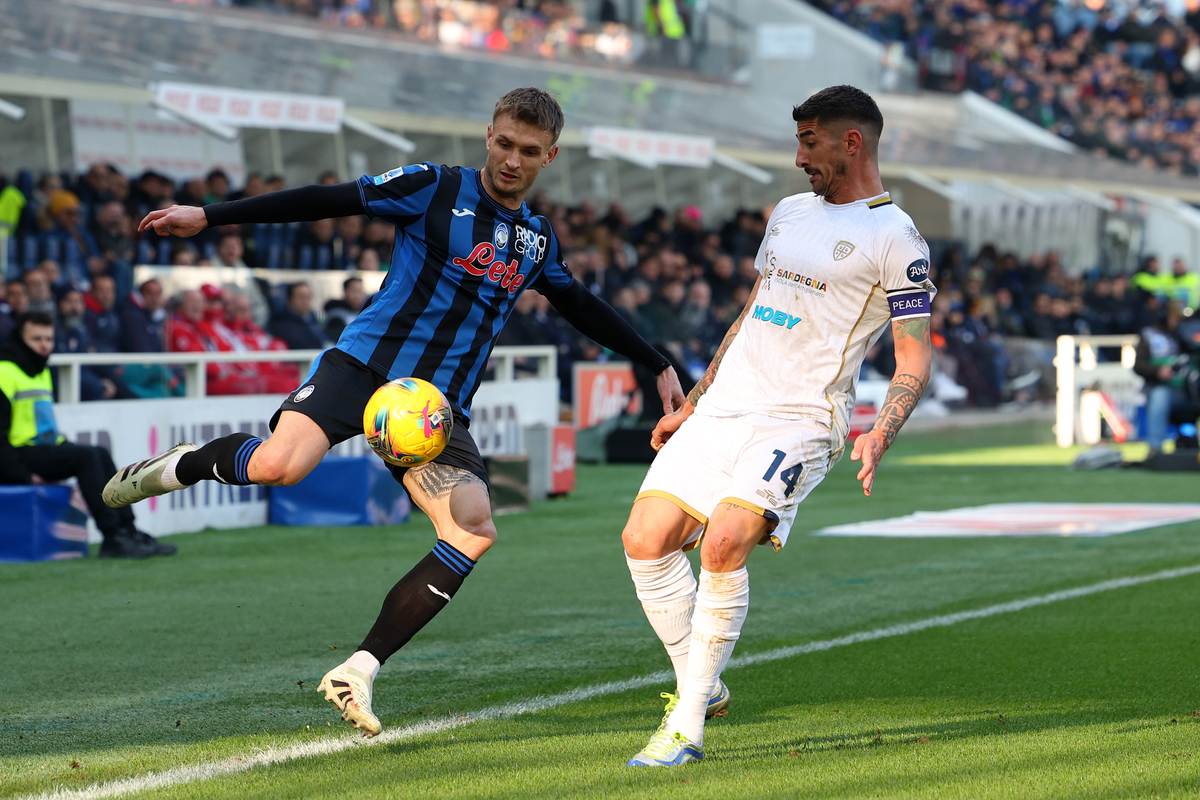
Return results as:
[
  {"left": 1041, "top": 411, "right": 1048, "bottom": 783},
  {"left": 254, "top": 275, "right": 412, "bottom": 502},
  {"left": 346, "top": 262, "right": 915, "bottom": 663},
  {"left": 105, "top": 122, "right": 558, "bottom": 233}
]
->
[
  {"left": 159, "top": 450, "right": 187, "bottom": 491},
  {"left": 626, "top": 550, "right": 696, "bottom": 694},
  {"left": 346, "top": 649, "right": 381, "bottom": 680},
  {"left": 666, "top": 567, "right": 749, "bottom": 745}
]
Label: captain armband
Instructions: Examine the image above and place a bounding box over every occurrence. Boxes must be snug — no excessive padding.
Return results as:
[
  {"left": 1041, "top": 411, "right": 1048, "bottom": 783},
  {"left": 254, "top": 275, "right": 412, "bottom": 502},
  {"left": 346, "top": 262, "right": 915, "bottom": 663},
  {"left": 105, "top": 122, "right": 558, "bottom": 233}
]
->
[{"left": 887, "top": 288, "right": 931, "bottom": 319}]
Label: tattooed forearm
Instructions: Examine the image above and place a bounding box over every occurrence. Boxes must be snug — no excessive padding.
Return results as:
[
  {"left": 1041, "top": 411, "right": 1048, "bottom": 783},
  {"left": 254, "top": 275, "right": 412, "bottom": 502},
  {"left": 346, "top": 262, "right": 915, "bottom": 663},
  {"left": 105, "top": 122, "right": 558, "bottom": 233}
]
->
[
  {"left": 687, "top": 322, "right": 739, "bottom": 406},
  {"left": 687, "top": 297, "right": 755, "bottom": 406},
  {"left": 873, "top": 373, "right": 926, "bottom": 447},
  {"left": 407, "top": 462, "right": 484, "bottom": 501}
]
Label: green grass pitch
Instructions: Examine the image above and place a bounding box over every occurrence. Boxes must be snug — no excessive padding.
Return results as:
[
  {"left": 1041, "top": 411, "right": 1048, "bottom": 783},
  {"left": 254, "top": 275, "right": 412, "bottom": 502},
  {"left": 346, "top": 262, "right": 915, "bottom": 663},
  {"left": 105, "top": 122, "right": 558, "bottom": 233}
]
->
[{"left": 2, "top": 423, "right": 1199, "bottom": 798}]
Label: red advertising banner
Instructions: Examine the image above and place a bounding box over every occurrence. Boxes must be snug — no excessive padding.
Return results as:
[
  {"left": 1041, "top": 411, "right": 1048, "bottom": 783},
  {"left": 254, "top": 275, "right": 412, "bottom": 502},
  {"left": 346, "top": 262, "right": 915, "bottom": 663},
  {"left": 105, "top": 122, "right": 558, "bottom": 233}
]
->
[
  {"left": 550, "top": 425, "right": 576, "bottom": 495},
  {"left": 847, "top": 403, "right": 879, "bottom": 440},
  {"left": 573, "top": 363, "right": 641, "bottom": 429}
]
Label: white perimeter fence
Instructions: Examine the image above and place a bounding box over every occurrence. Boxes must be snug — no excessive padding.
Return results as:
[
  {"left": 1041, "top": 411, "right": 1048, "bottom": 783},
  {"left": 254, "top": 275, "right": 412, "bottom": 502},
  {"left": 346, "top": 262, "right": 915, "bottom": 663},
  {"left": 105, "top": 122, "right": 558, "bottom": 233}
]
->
[
  {"left": 1055, "top": 334, "right": 1142, "bottom": 447},
  {"left": 47, "top": 346, "right": 560, "bottom": 538}
]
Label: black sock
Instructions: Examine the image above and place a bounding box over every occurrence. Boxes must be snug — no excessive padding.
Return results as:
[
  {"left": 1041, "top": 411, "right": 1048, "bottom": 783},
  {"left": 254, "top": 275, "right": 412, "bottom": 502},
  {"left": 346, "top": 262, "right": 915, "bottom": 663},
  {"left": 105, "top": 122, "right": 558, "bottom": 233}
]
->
[
  {"left": 359, "top": 540, "right": 476, "bottom": 664},
  {"left": 175, "top": 433, "right": 263, "bottom": 486}
]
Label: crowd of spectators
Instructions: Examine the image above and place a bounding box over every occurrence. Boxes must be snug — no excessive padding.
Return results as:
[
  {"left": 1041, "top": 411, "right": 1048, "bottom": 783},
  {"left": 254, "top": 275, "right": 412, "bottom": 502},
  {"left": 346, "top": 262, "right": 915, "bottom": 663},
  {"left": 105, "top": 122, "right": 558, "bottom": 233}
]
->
[
  {"left": 0, "top": 164, "right": 389, "bottom": 288},
  {"left": 0, "top": 161, "right": 376, "bottom": 399},
  {"left": 501, "top": 189, "right": 1198, "bottom": 418},
  {"left": 2, "top": 162, "right": 1198, "bottom": 450},
  {"left": 194, "top": 0, "right": 639, "bottom": 64},
  {"left": 810, "top": 0, "right": 1200, "bottom": 174}
]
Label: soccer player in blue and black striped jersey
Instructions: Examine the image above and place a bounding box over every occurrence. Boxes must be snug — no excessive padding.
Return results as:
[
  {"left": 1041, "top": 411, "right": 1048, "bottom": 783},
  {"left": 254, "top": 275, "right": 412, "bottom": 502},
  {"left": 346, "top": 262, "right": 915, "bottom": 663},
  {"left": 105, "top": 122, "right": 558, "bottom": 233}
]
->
[{"left": 104, "top": 88, "right": 684, "bottom": 737}]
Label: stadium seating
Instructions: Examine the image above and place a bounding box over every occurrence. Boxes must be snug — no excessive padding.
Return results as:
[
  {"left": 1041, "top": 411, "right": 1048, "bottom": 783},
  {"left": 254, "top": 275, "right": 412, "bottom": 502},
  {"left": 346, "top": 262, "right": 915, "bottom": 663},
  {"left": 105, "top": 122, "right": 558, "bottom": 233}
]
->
[{"left": 809, "top": 0, "right": 1200, "bottom": 174}]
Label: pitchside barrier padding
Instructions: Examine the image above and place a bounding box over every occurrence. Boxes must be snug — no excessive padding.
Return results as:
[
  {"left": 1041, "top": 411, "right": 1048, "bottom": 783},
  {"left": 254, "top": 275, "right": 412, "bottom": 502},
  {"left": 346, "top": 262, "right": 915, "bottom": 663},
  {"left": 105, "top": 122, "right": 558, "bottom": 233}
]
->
[
  {"left": 46, "top": 346, "right": 564, "bottom": 540},
  {"left": 0, "top": 485, "right": 90, "bottom": 562},
  {"left": 268, "top": 456, "right": 410, "bottom": 526}
]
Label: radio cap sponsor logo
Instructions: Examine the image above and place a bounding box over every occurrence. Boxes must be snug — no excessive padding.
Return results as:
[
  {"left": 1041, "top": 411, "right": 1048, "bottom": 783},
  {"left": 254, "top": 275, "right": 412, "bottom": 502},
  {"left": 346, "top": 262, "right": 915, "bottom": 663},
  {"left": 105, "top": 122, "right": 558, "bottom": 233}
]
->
[
  {"left": 513, "top": 224, "right": 547, "bottom": 262},
  {"left": 751, "top": 304, "right": 802, "bottom": 329}
]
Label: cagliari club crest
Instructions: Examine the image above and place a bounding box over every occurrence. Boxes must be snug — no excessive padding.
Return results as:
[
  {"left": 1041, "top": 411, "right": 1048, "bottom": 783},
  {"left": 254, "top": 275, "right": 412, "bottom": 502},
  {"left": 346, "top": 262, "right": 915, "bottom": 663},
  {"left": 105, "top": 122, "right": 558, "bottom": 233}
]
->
[{"left": 833, "top": 241, "right": 855, "bottom": 261}]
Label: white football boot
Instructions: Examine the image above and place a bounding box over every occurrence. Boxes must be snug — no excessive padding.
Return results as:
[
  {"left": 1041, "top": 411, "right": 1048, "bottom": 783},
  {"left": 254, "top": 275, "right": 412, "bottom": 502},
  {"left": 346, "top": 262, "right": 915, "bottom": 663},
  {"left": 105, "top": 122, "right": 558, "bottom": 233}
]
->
[
  {"left": 318, "top": 663, "right": 382, "bottom": 737},
  {"left": 102, "top": 443, "right": 197, "bottom": 508}
]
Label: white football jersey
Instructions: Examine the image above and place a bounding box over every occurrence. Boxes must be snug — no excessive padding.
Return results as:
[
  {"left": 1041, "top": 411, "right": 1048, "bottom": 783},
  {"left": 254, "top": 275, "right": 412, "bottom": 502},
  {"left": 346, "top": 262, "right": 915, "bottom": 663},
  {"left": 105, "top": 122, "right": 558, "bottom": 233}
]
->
[{"left": 700, "top": 191, "right": 935, "bottom": 448}]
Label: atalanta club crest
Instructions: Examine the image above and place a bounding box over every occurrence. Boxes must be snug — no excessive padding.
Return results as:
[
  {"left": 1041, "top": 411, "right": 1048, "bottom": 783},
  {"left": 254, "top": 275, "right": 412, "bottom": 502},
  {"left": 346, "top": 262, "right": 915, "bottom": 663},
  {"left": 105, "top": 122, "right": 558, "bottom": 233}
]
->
[
  {"left": 494, "top": 223, "right": 509, "bottom": 249},
  {"left": 833, "top": 241, "right": 855, "bottom": 261}
]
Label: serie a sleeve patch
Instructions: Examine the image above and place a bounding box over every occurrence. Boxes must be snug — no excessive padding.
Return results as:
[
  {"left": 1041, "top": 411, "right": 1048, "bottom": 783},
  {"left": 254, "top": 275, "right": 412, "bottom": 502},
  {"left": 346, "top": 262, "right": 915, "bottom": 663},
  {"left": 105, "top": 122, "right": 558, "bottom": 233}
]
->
[{"left": 886, "top": 288, "right": 931, "bottom": 318}]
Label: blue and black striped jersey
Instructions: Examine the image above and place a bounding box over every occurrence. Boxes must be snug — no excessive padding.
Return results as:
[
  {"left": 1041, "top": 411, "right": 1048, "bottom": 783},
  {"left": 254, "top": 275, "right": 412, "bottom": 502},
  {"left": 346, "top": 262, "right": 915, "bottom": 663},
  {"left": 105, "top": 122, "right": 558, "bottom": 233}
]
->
[{"left": 336, "top": 164, "right": 574, "bottom": 419}]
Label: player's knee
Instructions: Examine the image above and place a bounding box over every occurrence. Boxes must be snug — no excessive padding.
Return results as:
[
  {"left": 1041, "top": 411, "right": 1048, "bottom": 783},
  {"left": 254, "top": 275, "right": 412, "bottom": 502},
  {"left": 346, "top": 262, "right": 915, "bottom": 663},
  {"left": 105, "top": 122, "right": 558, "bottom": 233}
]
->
[
  {"left": 250, "top": 448, "right": 305, "bottom": 486},
  {"left": 621, "top": 522, "right": 658, "bottom": 560},
  {"left": 700, "top": 530, "right": 752, "bottom": 571},
  {"left": 458, "top": 513, "right": 497, "bottom": 545},
  {"left": 443, "top": 513, "right": 496, "bottom": 560}
]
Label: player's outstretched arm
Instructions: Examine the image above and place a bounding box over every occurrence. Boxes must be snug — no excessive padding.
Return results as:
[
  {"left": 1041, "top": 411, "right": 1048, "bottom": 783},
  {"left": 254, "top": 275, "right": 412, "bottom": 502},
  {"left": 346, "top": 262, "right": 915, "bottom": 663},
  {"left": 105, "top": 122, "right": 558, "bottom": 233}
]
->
[
  {"left": 651, "top": 276, "right": 762, "bottom": 450},
  {"left": 138, "top": 182, "right": 365, "bottom": 237},
  {"left": 542, "top": 280, "right": 684, "bottom": 412},
  {"left": 851, "top": 316, "right": 932, "bottom": 496}
]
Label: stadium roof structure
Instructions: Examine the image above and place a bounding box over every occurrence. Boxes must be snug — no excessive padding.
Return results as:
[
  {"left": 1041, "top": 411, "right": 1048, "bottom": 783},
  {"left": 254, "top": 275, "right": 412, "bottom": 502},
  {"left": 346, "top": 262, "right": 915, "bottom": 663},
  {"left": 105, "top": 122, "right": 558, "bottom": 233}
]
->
[{"left": 4, "top": 0, "right": 1200, "bottom": 203}]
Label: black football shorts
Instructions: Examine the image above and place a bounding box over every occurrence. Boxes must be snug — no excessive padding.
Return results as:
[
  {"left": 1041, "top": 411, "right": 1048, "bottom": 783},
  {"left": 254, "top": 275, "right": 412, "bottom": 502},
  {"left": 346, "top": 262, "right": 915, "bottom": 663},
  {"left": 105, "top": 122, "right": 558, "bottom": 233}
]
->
[{"left": 271, "top": 348, "right": 489, "bottom": 489}]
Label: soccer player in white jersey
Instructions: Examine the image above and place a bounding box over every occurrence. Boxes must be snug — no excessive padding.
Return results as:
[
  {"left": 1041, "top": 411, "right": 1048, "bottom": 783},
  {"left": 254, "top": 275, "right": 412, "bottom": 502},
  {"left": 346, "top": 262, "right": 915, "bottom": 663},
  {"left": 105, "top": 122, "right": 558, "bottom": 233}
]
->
[{"left": 622, "top": 85, "right": 936, "bottom": 766}]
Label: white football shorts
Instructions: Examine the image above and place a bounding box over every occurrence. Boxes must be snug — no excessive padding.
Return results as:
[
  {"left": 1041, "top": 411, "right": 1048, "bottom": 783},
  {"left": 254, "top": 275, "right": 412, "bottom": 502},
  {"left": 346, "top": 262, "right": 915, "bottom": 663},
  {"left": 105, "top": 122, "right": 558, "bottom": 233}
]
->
[{"left": 636, "top": 410, "right": 837, "bottom": 550}]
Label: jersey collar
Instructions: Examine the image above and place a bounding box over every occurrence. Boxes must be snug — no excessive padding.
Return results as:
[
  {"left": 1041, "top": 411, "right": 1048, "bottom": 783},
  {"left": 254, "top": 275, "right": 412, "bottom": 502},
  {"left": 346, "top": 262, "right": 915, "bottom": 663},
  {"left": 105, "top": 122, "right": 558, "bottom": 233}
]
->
[
  {"left": 473, "top": 169, "right": 528, "bottom": 218},
  {"left": 819, "top": 191, "right": 891, "bottom": 209}
]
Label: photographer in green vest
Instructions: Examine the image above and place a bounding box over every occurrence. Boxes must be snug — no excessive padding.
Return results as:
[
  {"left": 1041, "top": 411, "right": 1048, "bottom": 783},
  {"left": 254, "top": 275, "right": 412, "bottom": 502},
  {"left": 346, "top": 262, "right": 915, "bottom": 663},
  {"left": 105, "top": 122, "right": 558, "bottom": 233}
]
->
[{"left": 0, "top": 312, "right": 175, "bottom": 558}]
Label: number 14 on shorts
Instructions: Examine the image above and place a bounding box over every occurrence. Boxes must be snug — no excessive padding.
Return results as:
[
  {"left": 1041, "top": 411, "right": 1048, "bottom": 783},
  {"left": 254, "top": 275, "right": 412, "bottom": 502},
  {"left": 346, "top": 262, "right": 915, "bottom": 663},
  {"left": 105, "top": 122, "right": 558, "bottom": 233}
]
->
[{"left": 763, "top": 449, "right": 803, "bottom": 498}]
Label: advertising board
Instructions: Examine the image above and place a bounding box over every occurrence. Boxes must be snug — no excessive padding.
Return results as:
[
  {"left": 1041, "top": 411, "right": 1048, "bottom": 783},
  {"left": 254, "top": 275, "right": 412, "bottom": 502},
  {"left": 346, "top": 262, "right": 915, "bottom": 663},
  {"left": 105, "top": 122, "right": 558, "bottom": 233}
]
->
[{"left": 573, "top": 363, "right": 641, "bottom": 429}]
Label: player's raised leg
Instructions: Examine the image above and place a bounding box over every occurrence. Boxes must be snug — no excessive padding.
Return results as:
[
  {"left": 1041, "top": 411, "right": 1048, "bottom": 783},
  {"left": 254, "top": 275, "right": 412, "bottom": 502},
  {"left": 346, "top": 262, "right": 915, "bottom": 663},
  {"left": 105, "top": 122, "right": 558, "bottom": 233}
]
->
[
  {"left": 320, "top": 462, "right": 494, "bottom": 737},
  {"left": 102, "top": 410, "right": 330, "bottom": 507},
  {"left": 627, "top": 502, "right": 762, "bottom": 766}
]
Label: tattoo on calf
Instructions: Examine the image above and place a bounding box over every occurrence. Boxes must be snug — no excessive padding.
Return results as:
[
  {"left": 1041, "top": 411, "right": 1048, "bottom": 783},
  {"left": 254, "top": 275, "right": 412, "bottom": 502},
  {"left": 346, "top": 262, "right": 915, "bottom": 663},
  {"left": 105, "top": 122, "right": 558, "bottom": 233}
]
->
[{"left": 409, "top": 462, "right": 484, "bottom": 500}]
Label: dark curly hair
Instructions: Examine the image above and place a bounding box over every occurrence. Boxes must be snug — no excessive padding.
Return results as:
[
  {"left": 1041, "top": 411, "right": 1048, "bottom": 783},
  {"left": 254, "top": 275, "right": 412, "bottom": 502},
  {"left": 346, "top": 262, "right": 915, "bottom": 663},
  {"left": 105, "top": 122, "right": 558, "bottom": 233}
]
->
[{"left": 792, "top": 85, "right": 884, "bottom": 146}]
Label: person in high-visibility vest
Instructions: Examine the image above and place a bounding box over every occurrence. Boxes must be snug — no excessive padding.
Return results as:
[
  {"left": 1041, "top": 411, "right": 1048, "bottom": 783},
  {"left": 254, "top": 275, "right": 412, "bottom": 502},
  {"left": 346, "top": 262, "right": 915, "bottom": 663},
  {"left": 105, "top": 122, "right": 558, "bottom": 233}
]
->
[
  {"left": 645, "top": 0, "right": 687, "bottom": 65},
  {"left": 1131, "top": 255, "right": 1173, "bottom": 299},
  {"left": 1168, "top": 257, "right": 1200, "bottom": 313},
  {"left": 645, "top": 0, "right": 686, "bottom": 39},
  {"left": 0, "top": 311, "right": 175, "bottom": 558}
]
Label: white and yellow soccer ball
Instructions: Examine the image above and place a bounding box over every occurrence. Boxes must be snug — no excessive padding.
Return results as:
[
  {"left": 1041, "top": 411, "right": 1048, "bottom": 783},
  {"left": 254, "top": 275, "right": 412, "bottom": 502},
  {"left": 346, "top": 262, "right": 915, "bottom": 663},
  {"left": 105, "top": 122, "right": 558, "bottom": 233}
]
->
[{"left": 363, "top": 378, "right": 453, "bottom": 467}]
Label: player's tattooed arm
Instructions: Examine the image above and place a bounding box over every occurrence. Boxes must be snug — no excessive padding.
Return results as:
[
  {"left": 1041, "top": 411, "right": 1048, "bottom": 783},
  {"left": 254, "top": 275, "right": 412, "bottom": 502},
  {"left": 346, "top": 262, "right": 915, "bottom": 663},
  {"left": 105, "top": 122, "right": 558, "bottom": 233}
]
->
[
  {"left": 686, "top": 319, "right": 741, "bottom": 406},
  {"left": 873, "top": 317, "right": 932, "bottom": 446},
  {"left": 874, "top": 373, "right": 926, "bottom": 447},
  {"left": 851, "top": 315, "right": 932, "bottom": 496},
  {"left": 686, "top": 276, "right": 762, "bottom": 407}
]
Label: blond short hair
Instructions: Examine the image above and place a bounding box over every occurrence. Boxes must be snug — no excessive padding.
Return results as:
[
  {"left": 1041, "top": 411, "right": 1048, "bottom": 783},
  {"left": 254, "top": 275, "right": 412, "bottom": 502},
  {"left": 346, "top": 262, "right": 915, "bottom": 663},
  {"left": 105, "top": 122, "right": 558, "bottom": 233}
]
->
[{"left": 493, "top": 87, "right": 565, "bottom": 144}]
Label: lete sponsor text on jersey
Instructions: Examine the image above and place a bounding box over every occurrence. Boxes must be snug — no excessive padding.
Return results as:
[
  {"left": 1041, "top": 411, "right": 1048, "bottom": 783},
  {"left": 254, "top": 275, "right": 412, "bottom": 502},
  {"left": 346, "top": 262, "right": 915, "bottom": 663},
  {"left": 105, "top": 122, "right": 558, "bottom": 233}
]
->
[{"left": 451, "top": 242, "right": 526, "bottom": 293}]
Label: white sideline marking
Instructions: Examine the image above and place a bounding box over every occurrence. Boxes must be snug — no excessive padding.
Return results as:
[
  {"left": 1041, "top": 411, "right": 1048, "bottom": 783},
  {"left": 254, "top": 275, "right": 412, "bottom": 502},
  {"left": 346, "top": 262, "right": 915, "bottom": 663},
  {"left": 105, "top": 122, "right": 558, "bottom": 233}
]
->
[{"left": 27, "top": 563, "right": 1200, "bottom": 800}]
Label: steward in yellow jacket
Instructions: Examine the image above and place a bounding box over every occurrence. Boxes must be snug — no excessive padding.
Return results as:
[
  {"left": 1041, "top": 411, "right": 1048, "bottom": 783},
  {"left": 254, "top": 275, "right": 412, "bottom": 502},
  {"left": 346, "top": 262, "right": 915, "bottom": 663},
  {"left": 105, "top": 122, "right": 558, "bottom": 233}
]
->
[{"left": 0, "top": 311, "right": 175, "bottom": 558}]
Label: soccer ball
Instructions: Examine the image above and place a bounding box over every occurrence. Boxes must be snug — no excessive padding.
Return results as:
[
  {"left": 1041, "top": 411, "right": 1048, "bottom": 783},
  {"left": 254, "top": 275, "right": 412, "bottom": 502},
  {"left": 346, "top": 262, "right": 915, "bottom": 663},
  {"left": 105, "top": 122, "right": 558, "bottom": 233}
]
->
[{"left": 363, "top": 378, "right": 453, "bottom": 467}]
